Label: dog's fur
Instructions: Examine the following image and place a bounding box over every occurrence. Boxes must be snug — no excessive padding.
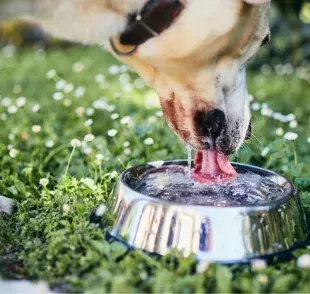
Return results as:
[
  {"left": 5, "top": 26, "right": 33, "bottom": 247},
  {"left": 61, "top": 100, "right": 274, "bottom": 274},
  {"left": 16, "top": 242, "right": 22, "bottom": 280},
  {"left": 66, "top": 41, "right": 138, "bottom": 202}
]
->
[{"left": 0, "top": 0, "right": 270, "bottom": 213}]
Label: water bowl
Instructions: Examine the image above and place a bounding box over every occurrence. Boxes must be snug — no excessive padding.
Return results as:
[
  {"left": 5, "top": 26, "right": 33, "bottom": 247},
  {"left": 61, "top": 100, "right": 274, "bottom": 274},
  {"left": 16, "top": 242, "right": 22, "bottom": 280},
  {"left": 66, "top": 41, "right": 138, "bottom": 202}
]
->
[{"left": 107, "top": 161, "right": 307, "bottom": 263}]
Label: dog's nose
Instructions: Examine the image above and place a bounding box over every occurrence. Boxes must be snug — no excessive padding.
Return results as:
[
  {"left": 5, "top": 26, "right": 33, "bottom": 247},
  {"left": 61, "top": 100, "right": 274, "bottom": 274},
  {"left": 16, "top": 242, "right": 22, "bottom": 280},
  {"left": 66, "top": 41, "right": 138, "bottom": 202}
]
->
[{"left": 195, "top": 109, "right": 226, "bottom": 141}]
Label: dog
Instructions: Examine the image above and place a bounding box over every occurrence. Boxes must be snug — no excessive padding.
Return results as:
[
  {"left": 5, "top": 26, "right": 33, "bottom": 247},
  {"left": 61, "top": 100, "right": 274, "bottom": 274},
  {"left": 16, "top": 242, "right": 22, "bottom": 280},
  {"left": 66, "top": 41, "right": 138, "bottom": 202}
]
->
[{"left": 0, "top": 0, "right": 271, "bottom": 212}]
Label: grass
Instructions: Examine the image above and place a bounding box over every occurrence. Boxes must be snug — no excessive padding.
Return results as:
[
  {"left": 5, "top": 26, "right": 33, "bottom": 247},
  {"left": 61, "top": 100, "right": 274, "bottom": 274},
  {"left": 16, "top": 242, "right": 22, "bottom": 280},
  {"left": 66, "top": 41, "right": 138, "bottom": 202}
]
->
[{"left": 0, "top": 43, "right": 310, "bottom": 293}]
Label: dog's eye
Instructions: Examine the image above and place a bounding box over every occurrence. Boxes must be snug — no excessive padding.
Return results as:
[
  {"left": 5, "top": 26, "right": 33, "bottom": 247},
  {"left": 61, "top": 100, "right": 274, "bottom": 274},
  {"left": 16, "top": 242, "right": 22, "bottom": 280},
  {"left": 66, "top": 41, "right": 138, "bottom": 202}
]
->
[{"left": 260, "top": 34, "right": 270, "bottom": 47}]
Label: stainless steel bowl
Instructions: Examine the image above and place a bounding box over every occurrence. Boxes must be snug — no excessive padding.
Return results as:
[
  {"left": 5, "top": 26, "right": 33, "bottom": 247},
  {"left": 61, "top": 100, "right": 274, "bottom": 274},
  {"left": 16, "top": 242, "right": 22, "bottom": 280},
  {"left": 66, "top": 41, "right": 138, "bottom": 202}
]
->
[{"left": 108, "top": 161, "right": 307, "bottom": 263}]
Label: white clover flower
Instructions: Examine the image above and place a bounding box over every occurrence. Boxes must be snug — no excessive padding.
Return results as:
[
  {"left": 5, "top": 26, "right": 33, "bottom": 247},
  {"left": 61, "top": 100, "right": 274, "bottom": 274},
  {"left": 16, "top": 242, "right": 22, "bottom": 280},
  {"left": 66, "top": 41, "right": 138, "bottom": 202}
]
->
[
  {"left": 86, "top": 107, "right": 95, "bottom": 116},
  {"left": 20, "top": 132, "right": 29, "bottom": 141},
  {"left": 251, "top": 259, "right": 267, "bottom": 272},
  {"left": 307, "top": 137, "right": 310, "bottom": 144},
  {"left": 122, "top": 83, "right": 133, "bottom": 93},
  {"left": 261, "top": 107, "right": 273, "bottom": 117},
  {"left": 84, "top": 119, "right": 93, "bottom": 127},
  {"left": 120, "top": 116, "right": 131, "bottom": 125},
  {"left": 134, "top": 78, "right": 145, "bottom": 89},
  {"left": 261, "top": 147, "right": 270, "bottom": 157},
  {"left": 32, "top": 125, "right": 41, "bottom": 133},
  {"left": 257, "top": 274, "right": 268, "bottom": 285},
  {"left": 123, "top": 141, "right": 130, "bottom": 148},
  {"left": 63, "top": 99, "right": 72, "bottom": 107},
  {"left": 95, "top": 74, "right": 105, "bottom": 83},
  {"left": 196, "top": 261, "right": 210, "bottom": 274},
  {"left": 120, "top": 64, "right": 129, "bottom": 73},
  {"left": 286, "top": 113, "right": 296, "bottom": 122},
  {"left": 93, "top": 98, "right": 109, "bottom": 110},
  {"left": 248, "top": 94, "right": 254, "bottom": 102},
  {"left": 107, "top": 105, "right": 116, "bottom": 113},
  {"left": 2, "top": 97, "right": 11, "bottom": 107},
  {"left": 82, "top": 146, "right": 92, "bottom": 155},
  {"left": 144, "top": 138, "right": 154, "bottom": 146},
  {"left": 8, "top": 134, "right": 15, "bottom": 141},
  {"left": 289, "top": 120, "right": 298, "bottom": 128},
  {"left": 84, "top": 134, "right": 95, "bottom": 142},
  {"left": 45, "top": 140, "right": 55, "bottom": 148},
  {"left": 95, "top": 204, "right": 107, "bottom": 217},
  {"left": 7, "top": 144, "right": 13, "bottom": 150},
  {"left": 72, "top": 62, "right": 85, "bottom": 73},
  {"left": 251, "top": 103, "right": 261, "bottom": 111},
  {"left": 71, "top": 139, "right": 82, "bottom": 148},
  {"left": 64, "top": 83, "right": 74, "bottom": 93},
  {"left": 16, "top": 96, "right": 26, "bottom": 107},
  {"left": 1, "top": 113, "right": 7, "bottom": 121},
  {"left": 63, "top": 203, "right": 71, "bottom": 213},
  {"left": 111, "top": 113, "right": 120, "bottom": 120},
  {"left": 110, "top": 170, "right": 119, "bottom": 178},
  {"left": 276, "top": 128, "right": 284, "bottom": 136},
  {"left": 124, "top": 148, "right": 131, "bottom": 155},
  {"left": 96, "top": 154, "right": 104, "bottom": 161},
  {"left": 76, "top": 106, "right": 86, "bottom": 117},
  {"left": 9, "top": 148, "right": 19, "bottom": 158},
  {"left": 74, "top": 86, "right": 85, "bottom": 98},
  {"left": 260, "top": 64, "right": 272, "bottom": 75},
  {"left": 53, "top": 92, "right": 64, "bottom": 101},
  {"left": 8, "top": 105, "right": 18, "bottom": 114},
  {"left": 39, "top": 178, "right": 49, "bottom": 186},
  {"left": 32, "top": 104, "right": 40, "bottom": 113},
  {"left": 107, "top": 129, "right": 118, "bottom": 137},
  {"left": 56, "top": 80, "right": 66, "bottom": 90},
  {"left": 155, "top": 110, "right": 163, "bottom": 117},
  {"left": 46, "top": 69, "right": 56, "bottom": 80},
  {"left": 297, "top": 254, "right": 310, "bottom": 269},
  {"left": 284, "top": 132, "right": 298, "bottom": 141},
  {"left": 108, "top": 65, "right": 120, "bottom": 75},
  {"left": 148, "top": 116, "right": 157, "bottom": 123},
  {"left": 272, "top": 112, "right": 285, "bottom": 122},
  {"left": 119, "top": 73, "right": 130, "bottom": 84}
]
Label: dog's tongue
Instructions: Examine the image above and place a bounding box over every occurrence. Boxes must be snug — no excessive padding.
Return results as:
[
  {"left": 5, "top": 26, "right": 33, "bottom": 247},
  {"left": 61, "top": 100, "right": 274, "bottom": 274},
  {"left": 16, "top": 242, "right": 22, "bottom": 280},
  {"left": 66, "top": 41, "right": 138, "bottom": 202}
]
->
[{"left": 193, "top": 150, "right": 237, "bottom": 183}]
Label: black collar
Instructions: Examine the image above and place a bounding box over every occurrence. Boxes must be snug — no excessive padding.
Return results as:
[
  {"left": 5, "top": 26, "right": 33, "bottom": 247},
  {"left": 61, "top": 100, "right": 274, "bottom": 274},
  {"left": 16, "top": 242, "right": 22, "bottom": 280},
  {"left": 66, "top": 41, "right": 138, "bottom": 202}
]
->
[{"left": 111, "top": 0, "right": 184, "bottom": 55}]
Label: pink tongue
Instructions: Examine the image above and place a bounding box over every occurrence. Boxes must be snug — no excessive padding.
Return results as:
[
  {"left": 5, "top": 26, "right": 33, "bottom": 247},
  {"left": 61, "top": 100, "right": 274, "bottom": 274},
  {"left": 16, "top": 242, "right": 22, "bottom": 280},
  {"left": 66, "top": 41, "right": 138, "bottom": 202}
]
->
[{"left": 192, "top": 150, "right": 237, "bottom": 183}]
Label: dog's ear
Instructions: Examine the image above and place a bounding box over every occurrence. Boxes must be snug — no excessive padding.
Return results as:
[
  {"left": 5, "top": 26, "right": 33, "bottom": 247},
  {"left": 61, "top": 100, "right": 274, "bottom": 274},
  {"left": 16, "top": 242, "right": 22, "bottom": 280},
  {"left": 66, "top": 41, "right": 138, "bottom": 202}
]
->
[{"left": 243, "top": 0, "right": 270, "bottom": 4}]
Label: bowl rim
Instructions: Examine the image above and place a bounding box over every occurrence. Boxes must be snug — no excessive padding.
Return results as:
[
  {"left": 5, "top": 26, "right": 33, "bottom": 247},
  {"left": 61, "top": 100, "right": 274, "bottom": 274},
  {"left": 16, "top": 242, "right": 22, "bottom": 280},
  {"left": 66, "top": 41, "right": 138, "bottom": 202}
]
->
[{"left": 118, "top": 160, "right": 296, "bottom": 211}]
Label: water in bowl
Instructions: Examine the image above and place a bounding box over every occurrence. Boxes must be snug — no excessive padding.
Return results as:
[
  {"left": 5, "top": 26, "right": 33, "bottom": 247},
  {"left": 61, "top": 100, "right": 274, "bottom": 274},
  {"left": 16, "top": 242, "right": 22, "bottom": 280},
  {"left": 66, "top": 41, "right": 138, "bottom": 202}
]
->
[{"left": 135, "top": 165, "right": 287, "bottom": 207}]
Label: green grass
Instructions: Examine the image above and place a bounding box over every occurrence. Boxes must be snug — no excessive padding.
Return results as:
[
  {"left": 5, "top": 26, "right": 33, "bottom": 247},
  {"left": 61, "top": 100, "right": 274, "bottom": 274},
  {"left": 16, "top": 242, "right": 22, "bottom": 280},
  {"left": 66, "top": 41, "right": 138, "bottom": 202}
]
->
[{"left": 0, "top": 44, "right": 310, "bottom": 293}]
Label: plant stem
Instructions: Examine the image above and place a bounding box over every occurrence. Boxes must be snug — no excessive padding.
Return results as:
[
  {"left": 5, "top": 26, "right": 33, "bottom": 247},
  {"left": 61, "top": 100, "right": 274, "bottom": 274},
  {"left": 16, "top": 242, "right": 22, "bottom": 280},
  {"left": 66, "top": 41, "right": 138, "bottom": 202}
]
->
[{"left": 65, "top": 147, "right": 76, "bottom": 176}]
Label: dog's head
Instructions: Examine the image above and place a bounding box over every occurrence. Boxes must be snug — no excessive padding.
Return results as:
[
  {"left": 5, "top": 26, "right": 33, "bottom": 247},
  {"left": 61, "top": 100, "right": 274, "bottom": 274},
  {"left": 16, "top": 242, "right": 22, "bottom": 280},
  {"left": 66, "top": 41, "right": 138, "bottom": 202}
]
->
[
  {"left": 105, "top": 0, "right": 270, "bottom": 154},
  {"left": 31, "top": 0, "right": 270, "bottom": 154}
]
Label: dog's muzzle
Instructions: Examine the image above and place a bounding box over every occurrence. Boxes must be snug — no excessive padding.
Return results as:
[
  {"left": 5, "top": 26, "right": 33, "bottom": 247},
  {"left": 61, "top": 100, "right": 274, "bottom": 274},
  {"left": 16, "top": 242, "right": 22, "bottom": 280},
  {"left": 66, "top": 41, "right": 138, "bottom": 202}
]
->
[{"left": 110, "top": 0, "right": 184, "bottom": 56}]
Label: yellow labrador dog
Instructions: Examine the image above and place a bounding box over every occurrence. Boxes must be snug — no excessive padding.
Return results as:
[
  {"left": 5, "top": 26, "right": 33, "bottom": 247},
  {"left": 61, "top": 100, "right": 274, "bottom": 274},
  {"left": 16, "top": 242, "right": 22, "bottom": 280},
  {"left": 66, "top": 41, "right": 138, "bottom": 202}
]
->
[{"left": 0, "top": 0, "right": 271, "bottom": 210}]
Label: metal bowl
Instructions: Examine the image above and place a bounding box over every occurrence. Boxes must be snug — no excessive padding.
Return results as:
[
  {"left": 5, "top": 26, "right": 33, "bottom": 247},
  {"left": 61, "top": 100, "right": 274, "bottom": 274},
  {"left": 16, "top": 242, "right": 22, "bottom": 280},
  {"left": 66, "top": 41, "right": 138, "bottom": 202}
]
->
[{"left": 107, "top": 161, "right": 307, "bottom": 263}]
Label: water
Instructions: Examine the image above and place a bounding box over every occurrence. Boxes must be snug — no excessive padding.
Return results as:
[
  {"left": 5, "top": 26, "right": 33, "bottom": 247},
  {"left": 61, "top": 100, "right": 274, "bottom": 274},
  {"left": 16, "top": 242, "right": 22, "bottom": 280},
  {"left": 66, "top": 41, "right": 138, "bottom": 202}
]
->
[{"left": 135, "top": 166, "right": 287, "bottom": 207}]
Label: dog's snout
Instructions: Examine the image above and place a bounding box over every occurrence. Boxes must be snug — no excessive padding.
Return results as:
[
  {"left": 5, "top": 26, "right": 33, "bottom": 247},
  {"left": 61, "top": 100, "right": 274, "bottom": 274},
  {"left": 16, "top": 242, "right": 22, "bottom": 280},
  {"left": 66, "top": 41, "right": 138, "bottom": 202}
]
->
[{"left": 195, "top": 109, "right": 226, "bottom": 141}]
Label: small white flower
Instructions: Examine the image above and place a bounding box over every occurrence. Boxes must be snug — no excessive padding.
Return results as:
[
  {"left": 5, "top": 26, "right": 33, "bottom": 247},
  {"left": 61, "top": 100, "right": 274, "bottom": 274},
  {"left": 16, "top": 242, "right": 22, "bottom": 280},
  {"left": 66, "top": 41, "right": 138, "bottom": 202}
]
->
[
  {"left": 251, "top": 259, "right": 267, "bottom": 272},
  {"left": 64, "top": 83, "right": 74, "bottom": 93},
  {"left": 63, "top": 99, "right": 72, "bottom": 107},
  {"left": 122, "top": 83, "right": 133, "bottom": 92},
  {"left": 8, "top": 106, "right": 18, "bottom": 114},
  {"left": 276, "top": 128, "right": 284, "bottom": 136},
  {"left": 71, "top": 139, "right": 82, "bottom": 148},
  {"left": 110, "top": 170, "right": 118, "bottom": 178},
  {"left": 108, "top": 65, "right": 120, "bottom": 75},
  {"left": 124, "top": 148, "right": 131, "bottom": 155},
  {"left": 144, "top": 138, "right": 154, "bottom": 146},
  {"left": 56, "top": 80, "right": 66, "bottom": 90},
  {"left": 289, "top": 120, "right": 298, "bottom": 128},
  {"left": 7, "top": 145, "right": 13, "bottom": 150},
  {"left": 2, "top": 97, "right": 11, "bottom": 107},
  {"left": 119, "top": 73, "right": 130, "bottom": 84},
  {"left": 39, "top": 178, "right": 49, "bottom": 186},
  {"left": 16, "top": 96, "right": 26, "bottom": 107},
  {"left": 297, "top": 254, "right": 310, "bottom": 269},
  {"left": 261, "top": 64, "right": 272, "bottom": 75},
  {"left": 196, "top": 261, "right": 210, "bottom": 274},
  {"left": 257, "top": 274, "right": 269, "bottom": 285},
  {"left": 45, "top": 140, "right": 55, "bottom": 148},
  {"left": 46, "top": 69, "right": 56, "bottom": 80},
  {"left": 261, "top": 107, "right": 273, "bottom": 117},
  {"left": 107, "top": 129, "right": 118, "bottom": 137},
  {"left": 111, "top": 113, "right": 120, "bottom": 120},
  {"left": 95, "top": 74, "right": 105, "bottom": 83},
  {"left": 120, "top": 116, "right": 131, "bottom": 125},
  {"left": 74, "top": 86, "right": 85, "bottom": 98},
  {"left": 155, "top": 111, "right": 163, "bottom": 117},
  {"left": 95, "top": 204, "right": 107, "bottom": 216},
  {"left": 284, "top": 132, "right": 298, "bottom": 141},
  {"left": 84, "top": 134, "right": 95, "bottom": 142},
  {"left": 9, "top": 148, "right": 19, "bottom": 158},
  {"left": 307, "top": 137, "right": 310, "bottom": 144},
  {"left": 72, "top": 62, "right": 85, "bottom": 73},
  {"left": 148, "top": 116, "right": 157, "bottom": 123},
  {"left": 134, "top": 78, "right": 145, "bottom": 89},
  {"left": 86, "top": 107, "right": 95, "bottom": 116},
  {"left": 32, "top": 125, "right": 41, "bottom": 133},
  {"left": 53, "top": 92, "right": 64, "bottom": 101},
  {"left": 76, "top": 106, "right": 85, "bottom": 117},
  {"left": 107, "top": 105, "right": 116, "bottom": 113},
  {"left": 120, "top": 65, "right": 129, "bottom": 73},
  {"left": 261, "top": 147, "right": 270, "bottom": 157},
  {"left": 286, "top": 113, "right": 296, "bottom": 122},
  {"left": 251, "top": 103, "right": 261, "bottom": 111},
  {"left": 8, "top": 133, "right": 15, "bottom": 141},
  {"left": 123, "top": 141, "right": 130, "bottom": 148},
  {"left": 82, "top": 146, "right": 92, "bottom": 155},
  {"left": 1, "top": 113, "right": 8, "bottom": 121},
  {"left": 63, "top": 203, "right": 71, "bottom": 213},
  {"left": 84, "top": 119, "right": 93, "bottom": 127},
  {"left": 32, "top": 104, "right": 40, "bottom": 112},
  {"left": 96, "top": 154, "right": 104, "bottom": 161}
]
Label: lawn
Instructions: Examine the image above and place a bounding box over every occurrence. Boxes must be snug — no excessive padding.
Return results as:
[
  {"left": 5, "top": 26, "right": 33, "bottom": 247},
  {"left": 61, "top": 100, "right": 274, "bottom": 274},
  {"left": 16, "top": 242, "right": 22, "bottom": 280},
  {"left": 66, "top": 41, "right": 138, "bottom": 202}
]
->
[{"left": 0, "top": 44, "right": 310, "bottom": 293}]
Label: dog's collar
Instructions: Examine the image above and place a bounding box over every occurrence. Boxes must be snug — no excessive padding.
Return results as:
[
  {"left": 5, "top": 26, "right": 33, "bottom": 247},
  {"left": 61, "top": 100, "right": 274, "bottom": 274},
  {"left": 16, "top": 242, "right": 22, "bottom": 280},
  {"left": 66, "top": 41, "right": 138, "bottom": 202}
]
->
[{"left": 110, "top": 0, "right": 184, "bottom": 56}]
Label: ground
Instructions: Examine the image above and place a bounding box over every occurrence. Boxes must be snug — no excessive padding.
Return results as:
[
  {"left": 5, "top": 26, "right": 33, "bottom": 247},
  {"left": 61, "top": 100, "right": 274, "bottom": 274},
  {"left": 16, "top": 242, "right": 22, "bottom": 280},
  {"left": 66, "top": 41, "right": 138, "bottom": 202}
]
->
[{"left": 0, "top": 44, "right": 310, "bottom": 293}]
